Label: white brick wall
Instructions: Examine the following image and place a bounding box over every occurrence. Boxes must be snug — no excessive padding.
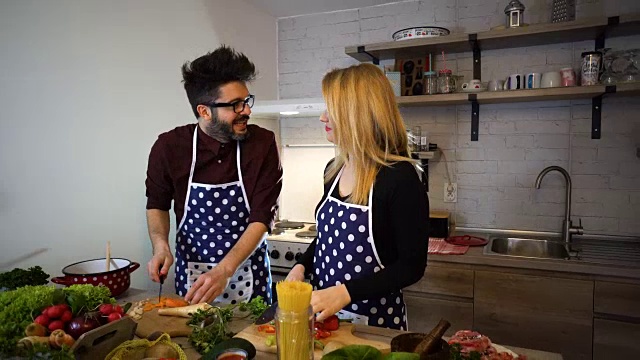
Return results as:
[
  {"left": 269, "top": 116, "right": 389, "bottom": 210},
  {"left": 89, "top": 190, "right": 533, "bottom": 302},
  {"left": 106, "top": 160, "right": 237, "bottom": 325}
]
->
[{"left": 277, "top": 0, "right": 640, "bottom": 236}]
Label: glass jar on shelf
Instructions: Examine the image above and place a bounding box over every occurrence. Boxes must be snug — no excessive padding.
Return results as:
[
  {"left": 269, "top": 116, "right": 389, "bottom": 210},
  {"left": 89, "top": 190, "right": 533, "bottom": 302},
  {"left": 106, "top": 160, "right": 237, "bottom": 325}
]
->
[
  {"left": 437, "top": 70, "right": 456, "bottom": 94},
  {"left": 425, "top": 71, "right": 438, "bottom": 95}
]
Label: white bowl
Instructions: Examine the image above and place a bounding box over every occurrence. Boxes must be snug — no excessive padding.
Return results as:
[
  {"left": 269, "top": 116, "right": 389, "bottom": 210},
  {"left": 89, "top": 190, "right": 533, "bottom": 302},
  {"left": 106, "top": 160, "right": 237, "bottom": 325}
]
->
[{"left": 392, "top": 26, "right": 450, "bottom": 41}]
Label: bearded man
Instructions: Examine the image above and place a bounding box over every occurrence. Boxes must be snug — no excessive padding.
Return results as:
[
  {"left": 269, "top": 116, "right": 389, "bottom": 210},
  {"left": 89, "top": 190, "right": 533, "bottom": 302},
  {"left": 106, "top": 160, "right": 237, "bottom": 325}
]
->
[{"left": 145, "top": 46, "right": 282, "bottom": 305}]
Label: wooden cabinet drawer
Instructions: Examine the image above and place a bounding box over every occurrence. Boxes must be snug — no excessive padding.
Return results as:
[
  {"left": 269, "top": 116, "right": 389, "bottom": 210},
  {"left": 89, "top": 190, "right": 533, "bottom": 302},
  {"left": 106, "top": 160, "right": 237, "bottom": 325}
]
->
[
  {"left": 594, "top": 281, "right": 640, "bottom": 319},
  {"left": 474, "top": 271, "right": 593, "bottom": 360},
  {"left": 406, "top": 266, "right": 474, "bottom": 298},
  {"left": 404, "top": 292, "right": 473, "bottom": 335},
  {"left": 594, "top": 318, "right": 640, "bottom": 359}
]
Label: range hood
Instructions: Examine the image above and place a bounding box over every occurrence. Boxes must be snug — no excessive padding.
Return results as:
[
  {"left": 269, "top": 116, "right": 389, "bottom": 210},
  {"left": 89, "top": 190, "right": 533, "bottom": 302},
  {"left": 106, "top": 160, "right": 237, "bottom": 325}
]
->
[{"left": 251, "top": 98, "right": 325, "bottom": 118}]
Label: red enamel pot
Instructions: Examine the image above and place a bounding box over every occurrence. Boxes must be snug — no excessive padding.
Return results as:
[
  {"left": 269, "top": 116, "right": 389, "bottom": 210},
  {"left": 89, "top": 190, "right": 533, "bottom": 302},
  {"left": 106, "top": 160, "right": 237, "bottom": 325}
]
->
[{"left": 51, "top": 258, "right": 140, "bottom": 297}]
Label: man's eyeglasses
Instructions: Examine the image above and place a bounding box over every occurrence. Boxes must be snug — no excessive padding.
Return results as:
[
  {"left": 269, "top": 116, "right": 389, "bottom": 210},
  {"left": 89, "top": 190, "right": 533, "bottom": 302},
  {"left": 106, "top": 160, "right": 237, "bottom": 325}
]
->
[{"left": 204, "top": 95, "right": 255, "bottom": 114}]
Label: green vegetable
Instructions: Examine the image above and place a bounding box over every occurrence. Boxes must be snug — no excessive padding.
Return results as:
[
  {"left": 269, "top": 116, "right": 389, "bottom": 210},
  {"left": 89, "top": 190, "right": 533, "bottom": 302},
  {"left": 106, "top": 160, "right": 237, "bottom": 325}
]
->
[
  {"left": 449, "top": 343, "right": 483, "bottom": 360},
  {"left": 0, "top": 266, "right": 50, "bottom": 290},
  {"left": 237, "top": 295, "right": 268, "bottom": 320},
  {"left": 265, "top": 335, "right": 276, "bottom": 347},
  {"left": 187, "top": 306, "right": 235, "bottom": 354},
  {"left": 0, "top": 284, "right": 114, "bottom": 357},
  {"left": 321, "top": 345, "right": 382, "bottom": 360},
  {"left": 382, "top": 352, "right": 420, "bottom": 360}
]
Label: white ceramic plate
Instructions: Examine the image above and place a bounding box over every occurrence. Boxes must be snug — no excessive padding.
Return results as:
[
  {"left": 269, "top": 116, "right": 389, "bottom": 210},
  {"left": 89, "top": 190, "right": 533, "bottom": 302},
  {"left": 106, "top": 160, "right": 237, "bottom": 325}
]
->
[{"left": 392, "top": 26, "right": 450, "bottom": 41}]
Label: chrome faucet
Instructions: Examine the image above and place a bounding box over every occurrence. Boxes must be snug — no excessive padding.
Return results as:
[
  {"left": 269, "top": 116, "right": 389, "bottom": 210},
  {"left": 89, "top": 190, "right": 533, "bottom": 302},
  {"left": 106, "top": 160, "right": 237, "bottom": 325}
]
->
[{"left": 535, "top": 166, "right": 583, "bottom": 248}]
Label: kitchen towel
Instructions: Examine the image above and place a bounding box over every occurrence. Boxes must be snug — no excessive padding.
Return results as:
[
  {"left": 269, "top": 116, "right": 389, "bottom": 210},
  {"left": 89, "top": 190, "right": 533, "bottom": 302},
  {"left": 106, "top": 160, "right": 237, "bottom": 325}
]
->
[{"left": 428, "top": 238, "right": 469, "bottom": 255}]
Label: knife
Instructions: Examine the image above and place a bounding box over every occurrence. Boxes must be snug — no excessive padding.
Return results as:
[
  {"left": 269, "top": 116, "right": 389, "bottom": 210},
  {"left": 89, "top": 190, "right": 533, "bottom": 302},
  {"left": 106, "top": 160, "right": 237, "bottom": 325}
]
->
[
  {"left": 254, "top": 301, "right": 278, "bottom": 325},
  {"left": 158, "top": 271, "right": 165, "bottom": 303}
]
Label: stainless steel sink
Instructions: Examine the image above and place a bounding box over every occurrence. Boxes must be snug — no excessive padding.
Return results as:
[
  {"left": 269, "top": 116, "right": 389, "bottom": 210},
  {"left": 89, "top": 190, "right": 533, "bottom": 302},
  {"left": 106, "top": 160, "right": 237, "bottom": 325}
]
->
[{"left": 483, "top": 237, "right": 570, "bottom": 260}]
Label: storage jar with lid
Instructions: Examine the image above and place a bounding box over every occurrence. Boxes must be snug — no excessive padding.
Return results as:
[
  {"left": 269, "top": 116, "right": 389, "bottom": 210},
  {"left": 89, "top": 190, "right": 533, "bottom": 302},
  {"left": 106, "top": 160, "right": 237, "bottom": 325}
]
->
[{"left": 437, "top": 70, "right": 456, "bottom": 94}]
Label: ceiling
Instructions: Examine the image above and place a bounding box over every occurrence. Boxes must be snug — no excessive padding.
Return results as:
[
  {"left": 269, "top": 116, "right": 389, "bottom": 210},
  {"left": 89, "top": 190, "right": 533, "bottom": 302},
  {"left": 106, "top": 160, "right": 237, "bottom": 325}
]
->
[{"left": 243, "top": 0, "right": 402, "bottom": 18}]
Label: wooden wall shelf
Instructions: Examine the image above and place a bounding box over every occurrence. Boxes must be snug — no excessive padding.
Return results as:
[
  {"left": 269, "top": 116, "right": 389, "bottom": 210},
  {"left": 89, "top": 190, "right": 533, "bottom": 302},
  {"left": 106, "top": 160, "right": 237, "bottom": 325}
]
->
[
  {"left": 346, "top": 15, "right": 640, "bottom": 62},
  {"left": 346, "top": 14, "right": 640, "bottom": 140}
]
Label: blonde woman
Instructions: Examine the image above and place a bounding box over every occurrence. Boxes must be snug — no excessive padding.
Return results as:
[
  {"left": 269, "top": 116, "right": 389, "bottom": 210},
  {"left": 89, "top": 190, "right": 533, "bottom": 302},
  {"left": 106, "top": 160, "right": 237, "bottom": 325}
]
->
[{"left": 286, "top": 63, "right": 429, "bottom": 330}]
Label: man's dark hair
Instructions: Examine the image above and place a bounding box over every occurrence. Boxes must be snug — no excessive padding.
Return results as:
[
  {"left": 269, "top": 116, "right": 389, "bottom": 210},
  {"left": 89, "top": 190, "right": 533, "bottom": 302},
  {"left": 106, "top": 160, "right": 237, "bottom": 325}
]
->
[{"left": 182, "top": 45, "right": 257, "bottom": 118}]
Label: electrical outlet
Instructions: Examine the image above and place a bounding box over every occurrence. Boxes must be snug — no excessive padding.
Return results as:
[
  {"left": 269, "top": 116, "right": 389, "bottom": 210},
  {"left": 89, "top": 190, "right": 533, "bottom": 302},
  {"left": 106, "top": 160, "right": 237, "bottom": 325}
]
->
[{"left": 444, "top": 182, "right": 457, "bottom": 203}]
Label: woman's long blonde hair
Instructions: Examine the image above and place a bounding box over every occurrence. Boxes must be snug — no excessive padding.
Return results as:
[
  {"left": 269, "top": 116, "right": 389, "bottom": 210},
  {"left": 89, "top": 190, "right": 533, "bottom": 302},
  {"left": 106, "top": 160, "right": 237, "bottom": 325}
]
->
[{"left": 322, "top": 63, "right": 415, "bottom": 205}]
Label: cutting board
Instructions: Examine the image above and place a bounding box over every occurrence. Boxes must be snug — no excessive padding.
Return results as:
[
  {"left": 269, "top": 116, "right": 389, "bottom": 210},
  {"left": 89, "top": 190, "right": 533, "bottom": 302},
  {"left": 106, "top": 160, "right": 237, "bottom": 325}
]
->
[
  {"left": 234, "top": 323, "right": 390, "bottom": 359},
  {"left": 135, "top": 308, "right": 192, "bottom": 338}
]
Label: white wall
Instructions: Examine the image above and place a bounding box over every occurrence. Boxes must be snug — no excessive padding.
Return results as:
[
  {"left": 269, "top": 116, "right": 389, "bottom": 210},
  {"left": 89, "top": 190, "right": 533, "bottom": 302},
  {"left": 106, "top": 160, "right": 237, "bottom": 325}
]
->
[
  {"left": 0, "top": 0, "right": 277, "bottom": 291},
  {"left": 277, "top": 0, "right": 640, "bottom": 236}
]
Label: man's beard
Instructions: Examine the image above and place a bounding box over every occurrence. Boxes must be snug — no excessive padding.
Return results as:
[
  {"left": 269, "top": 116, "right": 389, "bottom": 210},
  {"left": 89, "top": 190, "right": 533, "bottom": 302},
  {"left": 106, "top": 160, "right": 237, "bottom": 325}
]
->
[{"left": 204, "top": 114, "right": 250, "bottom": 142}]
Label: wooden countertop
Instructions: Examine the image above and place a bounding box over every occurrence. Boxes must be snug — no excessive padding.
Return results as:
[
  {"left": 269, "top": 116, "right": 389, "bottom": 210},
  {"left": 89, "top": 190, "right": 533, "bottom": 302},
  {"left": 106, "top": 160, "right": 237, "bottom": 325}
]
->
[
  {"left": 119, "top": 289, "right": 563, "bottom": 360},
  {"left": 428, "top": 231, "right": 640, "bottom": 283}
]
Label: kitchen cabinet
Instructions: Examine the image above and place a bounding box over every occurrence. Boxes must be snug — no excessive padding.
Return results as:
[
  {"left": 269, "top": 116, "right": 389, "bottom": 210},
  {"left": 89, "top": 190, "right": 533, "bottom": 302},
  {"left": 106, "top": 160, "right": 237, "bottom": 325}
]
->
[
  {"left": 404, "top": 266, "right": 474, "bottom": 335},
  {"left": 474, "top": 271, "right": 593, "bottom": 360},
  {"left": 593, "top": 318, "right": 640, "bottom": 359},
  {"left": 592, "top": 281, "right": 640, "bottom": 358}
]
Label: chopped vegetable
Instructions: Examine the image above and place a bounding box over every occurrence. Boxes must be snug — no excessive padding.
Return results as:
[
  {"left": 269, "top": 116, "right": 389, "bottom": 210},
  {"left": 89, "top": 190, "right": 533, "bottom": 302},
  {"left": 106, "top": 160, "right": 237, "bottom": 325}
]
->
[
  {"left": 0, "top": 266, "right": 49, "bottom": 290},
  {"left": 265, "top": 335, "right": 276, "bottom": 347},
  {"left": 142, "top": 297, "right": 190, "bottom": 311},
  {"left": 158, "top": 302, "right": 212, "bottom": 317},
  {"left": 322, "top": 315, "right": 340, "bottom": 331}
]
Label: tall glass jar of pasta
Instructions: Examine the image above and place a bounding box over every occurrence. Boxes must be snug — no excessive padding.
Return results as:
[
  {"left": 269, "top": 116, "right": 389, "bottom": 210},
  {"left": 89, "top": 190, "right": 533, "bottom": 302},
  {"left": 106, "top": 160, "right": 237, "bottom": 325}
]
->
[{"left": 275, "top": 305, "right": 314, "bottom": 359}]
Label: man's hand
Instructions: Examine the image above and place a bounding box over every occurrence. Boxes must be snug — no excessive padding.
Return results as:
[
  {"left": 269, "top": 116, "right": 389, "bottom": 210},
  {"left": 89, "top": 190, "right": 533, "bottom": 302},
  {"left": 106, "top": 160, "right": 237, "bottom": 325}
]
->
[
  {"left": 147, "top": 250, "right": 173, "bottom": 283},
  {"left": 185, "top": 266, "right": 231, "bottom": 304},
  {"left": 285, "top": 264, "right": 305, "bottom": 282},
  {"left": 311, "top": 284, "right": 351, "bottom": 322}
]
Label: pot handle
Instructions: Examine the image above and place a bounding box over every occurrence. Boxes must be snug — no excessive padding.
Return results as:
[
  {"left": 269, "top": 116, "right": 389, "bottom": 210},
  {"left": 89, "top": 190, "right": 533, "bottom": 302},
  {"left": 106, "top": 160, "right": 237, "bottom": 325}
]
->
[
  {"left": 127, "top": 262, "right": 140, "bottom": 273},
  {"left": 51, "top": 276, "right": 73, "bottom": 286}
]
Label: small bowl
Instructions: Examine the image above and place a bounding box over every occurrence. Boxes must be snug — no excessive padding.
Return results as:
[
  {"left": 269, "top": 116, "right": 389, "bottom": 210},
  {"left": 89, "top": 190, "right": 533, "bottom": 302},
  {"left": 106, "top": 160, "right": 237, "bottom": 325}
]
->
[
  {"left": 390, "top": 333, "right": 450, "bottom": 360},
  {"left": 216, "top": 348, "right": 248, "bottom": 360},
  {"left": 392, "top": 26, "right": 450, "bottom": 41}
]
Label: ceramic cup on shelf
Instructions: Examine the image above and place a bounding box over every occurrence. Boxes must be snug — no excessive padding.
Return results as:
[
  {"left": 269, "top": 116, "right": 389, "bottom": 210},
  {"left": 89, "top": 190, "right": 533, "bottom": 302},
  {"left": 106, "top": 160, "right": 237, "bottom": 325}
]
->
[
  {"left": 487, "top": 79, "right": 504, "bottom": 91},
  {"left": 504, "top": 74, "right": 523, "bottom": 90},
  {"left": 560, "top": 67, "right": 576, "bottom": 87},
  {"left": 461, "top": 79, "right": 482, "bottom": 90},
  {"left": 541, "top": 71, "right": 562, "bottom": 88},
  {"left": 525, "top": 73, "right": 542, "bottom": 89}
]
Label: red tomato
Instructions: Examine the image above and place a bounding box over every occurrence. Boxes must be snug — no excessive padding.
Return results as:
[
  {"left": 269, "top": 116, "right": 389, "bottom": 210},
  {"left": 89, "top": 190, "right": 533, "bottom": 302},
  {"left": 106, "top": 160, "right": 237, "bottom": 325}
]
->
[
  {"left": 257, "top": 324, "right": 276, "bottom": 333},
  {"left": 99, "top": 304, "right": 114, "bottom": 316},
  {"left": 107, "top": 312, "right": 122, "bottom": 323},
  {"left": 46, "top": 306, "right": 63, "bottom": 319},
  {"left": 314, "top": 329, "right": 331, "bottom": 339},
  {"left": 314, "top": 322, "right": 324, "bottom": 331},
  {"left": 48, "top": 320, "right": 65, "bottom": 331},
  {"left": 323, "top": 315, "right": 340, "bottom": 331},
  {"left": 60, "top": 310, "right": 73, "bottom": 322},
  {"left": 34, "top": 314, "right": 50, "bottom": 327}
]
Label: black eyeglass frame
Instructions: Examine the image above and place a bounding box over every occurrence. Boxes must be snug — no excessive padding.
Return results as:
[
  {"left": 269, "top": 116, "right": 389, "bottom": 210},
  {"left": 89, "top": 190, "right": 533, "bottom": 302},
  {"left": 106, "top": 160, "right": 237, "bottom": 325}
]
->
[{"left": 203, "top": 94, "right": 255, "bottom": 114}]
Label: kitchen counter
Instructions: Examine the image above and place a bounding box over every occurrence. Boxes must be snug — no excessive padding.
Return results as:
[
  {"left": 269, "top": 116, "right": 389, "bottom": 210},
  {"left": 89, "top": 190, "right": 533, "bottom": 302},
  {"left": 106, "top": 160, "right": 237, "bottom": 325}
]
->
[
  {"left": 119, "top": 289, "right": 563, "bottom": 360},
  {"left": 428, "top": 229, "right": 640, "bottom": 283}
]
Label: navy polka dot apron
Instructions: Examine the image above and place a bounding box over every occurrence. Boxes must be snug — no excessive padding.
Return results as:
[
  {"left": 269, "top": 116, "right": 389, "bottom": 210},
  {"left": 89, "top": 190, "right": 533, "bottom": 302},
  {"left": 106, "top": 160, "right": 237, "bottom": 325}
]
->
[
  {"left": 174, "top": 127, "right": 271, "bottom": 305},
  {"left": 310, "top": 168, "right": 407, "bottom": 330}
]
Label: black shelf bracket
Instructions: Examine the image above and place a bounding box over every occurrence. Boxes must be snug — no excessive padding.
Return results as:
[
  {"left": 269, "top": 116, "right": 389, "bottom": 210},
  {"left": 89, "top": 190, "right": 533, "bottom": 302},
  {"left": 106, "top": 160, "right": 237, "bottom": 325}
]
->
[
  {"left": 411, "top": 153, "right": 429, "bottom": 192},
  {"left": 596, "top": 16, "right": 620, "bottom": 49},
  {"left": 592, "top": 85, "right": 617, "bottom": 139},
  {"left": 357, "top": 46, "right": 379, "bottom": 65},
  {"left": 469, "top": 34, "right": 481, "bottom": 80},
  {"left": 469, "top": 94, "right": 479, "bottom": 141}
]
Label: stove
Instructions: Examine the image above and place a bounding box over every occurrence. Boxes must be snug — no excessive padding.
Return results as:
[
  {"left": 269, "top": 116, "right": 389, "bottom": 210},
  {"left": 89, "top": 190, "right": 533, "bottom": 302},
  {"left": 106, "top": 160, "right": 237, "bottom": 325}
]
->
[{"left": 267, "top": 221, "right": 317, "bottom": 274}]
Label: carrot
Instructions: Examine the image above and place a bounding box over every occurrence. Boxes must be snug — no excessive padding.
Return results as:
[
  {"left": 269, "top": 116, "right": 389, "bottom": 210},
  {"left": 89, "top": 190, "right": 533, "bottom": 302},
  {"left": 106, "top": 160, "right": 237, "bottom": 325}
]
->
[
  {"left": 157, "top": 303, "right": 212, "bottom": 317},
  {"left": 142, "top": 297, "right": 190, "bottom": 312}
]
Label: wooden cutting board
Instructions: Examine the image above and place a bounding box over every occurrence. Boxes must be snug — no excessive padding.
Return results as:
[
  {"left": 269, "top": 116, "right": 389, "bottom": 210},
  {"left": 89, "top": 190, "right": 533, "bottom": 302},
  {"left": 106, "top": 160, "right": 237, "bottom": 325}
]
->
[
  {"left": 135, "top": 308, "right": 192, "bottom": 338},
  {"left": 234, "top": 323, "right": 390, "bottom": 359}
]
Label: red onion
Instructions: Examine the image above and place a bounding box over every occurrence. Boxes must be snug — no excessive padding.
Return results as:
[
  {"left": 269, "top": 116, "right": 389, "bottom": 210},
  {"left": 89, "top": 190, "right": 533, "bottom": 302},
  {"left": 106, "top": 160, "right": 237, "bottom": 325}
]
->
[{"left": 66, "top": 313, "right": 101, "bottom": 339}]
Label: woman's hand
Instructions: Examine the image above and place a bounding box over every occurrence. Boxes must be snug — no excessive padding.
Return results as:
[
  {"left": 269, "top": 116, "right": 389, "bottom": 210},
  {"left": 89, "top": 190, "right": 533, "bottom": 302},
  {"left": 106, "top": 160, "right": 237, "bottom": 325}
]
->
[
  {"left": 311, "top": 284, "right": 351, "bottom": 322},
  {"left": 286, "top": 264, "right": 306, "bottom": 282}
]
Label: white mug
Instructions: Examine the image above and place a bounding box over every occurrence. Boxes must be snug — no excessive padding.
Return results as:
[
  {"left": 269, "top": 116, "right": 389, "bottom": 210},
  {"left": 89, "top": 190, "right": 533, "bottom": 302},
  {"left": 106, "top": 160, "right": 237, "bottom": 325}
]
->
[
  {"left": 525, "top": 73, "right": 542, "bottom": 89},
  {"left": 462, "top": 79, "right": 482, "bottom": 90},
  {"left": 487, "top": 79, "right": 504, "bottom": 91},
  {"left": 504, "top": 74, "right": 523, "bottom": 90},
  {"left": 541, "top": 71, "right": 562, "bottom": 88}
]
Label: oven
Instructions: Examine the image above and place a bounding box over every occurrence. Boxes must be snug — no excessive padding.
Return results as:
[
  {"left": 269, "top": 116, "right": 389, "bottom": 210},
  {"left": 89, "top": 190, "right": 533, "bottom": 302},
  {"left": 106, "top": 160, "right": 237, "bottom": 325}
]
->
[{"left": 266, "top": 220, "right": 317, "bottom": 302}]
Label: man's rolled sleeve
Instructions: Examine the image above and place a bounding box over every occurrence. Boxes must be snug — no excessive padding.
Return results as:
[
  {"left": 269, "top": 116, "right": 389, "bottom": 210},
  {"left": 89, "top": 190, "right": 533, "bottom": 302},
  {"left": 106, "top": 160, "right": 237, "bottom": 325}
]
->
[
  {"left": 247, "top": 135, "right": 282, "bottom": 230},
  {"left": 145, "top": 137, "right": 173, "bottom": 211}
]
